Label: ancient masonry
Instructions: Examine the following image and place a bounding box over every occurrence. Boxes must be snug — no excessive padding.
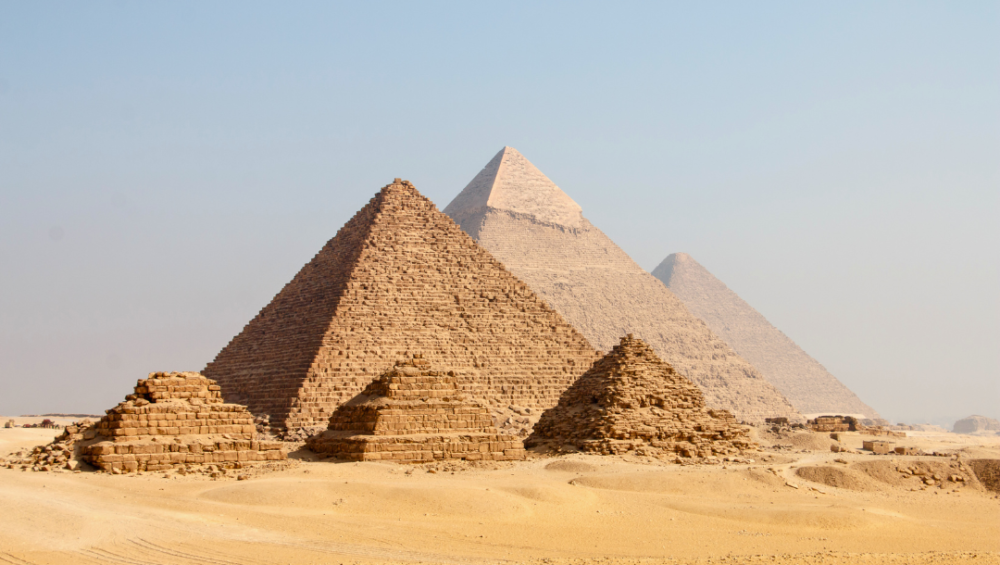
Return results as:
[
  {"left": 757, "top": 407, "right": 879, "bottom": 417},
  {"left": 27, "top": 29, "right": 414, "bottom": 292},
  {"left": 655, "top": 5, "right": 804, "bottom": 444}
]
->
[
  {"left": 528, "top": 335, "right": 755, "bottom": 458},
  {"left": 82, "top": 372, "right": 285, "bottom": 473},
  {"left": 307, "top": 355, "right": 525, "bottom": 462},
  {"left": 204, "top": 179, "right": 600, "bottom": 431},
  {"left": 444, "top": 147, "right": 798, "bottom": 422},
  {"left": 652, "top": 252, "right": 880, "bottom": 419}
]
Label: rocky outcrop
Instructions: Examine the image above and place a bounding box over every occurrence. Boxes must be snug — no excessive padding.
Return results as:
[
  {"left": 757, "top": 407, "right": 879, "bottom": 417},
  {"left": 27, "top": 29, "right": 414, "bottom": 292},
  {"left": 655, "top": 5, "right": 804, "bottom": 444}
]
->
[
  {"left": 205, "top": 179, "right": 599, "bottom": 432},
  {"left": 528, "top": 335, "right": 755, "bottom": 459},
  {"left": 652, "top": 252, "right": 879, "bottom": 419},
  {"left": 307, "top": 355, "right": 524, "bottom": 463},
  {"left": 445, "top": 148, "right": 798, "bottom": 422},
  {"left": 953, "top": 415, "right": 1000, "bottom": 434}
]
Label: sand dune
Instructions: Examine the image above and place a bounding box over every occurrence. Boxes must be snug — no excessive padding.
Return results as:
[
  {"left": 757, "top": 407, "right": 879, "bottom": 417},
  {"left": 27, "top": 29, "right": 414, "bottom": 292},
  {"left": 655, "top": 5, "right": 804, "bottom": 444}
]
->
[{"left": 1, "top": 423, "right": 997, "bottom": 565}]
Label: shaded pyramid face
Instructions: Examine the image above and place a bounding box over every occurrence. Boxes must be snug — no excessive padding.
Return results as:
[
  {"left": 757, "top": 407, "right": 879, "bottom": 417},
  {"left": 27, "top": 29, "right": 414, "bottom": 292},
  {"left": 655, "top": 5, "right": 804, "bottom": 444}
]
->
[
  {"left": 653, "top": 253, "right": 880, "bottom": 419},
  {"left": 529, "top": 335, "right": 755, "bottom": 458},
  {"left": 445, "top": 148, "right": 798, "bottom": 422},
  {"left": 204, "top": 179, "right": 599, "bottom": 430}
]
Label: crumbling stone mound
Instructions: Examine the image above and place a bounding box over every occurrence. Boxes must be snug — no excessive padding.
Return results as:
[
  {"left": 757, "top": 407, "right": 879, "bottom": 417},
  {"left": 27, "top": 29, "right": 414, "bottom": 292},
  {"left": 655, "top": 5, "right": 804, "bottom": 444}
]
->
[
  {"left": 444, "top": 147, "right": 798, "bottom": 422},
  {"left": 204, "top": 178, "right": 599, "bottom": 432},
  {"left": 527, "top": 334, "right": 756, "bottom": 459},
  {"left": 953, "top": 415, "right": 1000, "bottom": 434},
  {"left": 796, "top": 465, "right": 877, "bottom": 492},
  {"left": 80, "top": 372, "right": 285, "bottom": 474},
  {"left": 307, "top": 355, "right": 525, "bottom": 463}
]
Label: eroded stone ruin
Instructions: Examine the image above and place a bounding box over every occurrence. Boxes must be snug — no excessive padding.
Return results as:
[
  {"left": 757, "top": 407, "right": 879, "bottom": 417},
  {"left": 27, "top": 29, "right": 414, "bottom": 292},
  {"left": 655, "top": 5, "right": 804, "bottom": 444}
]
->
[
  {"left": 527, "top": 334, "right": 755, "bottom": 459},
  {"left": 204, "top": 179, "right": 599, "bottom": 432},
  {"left": 82, "top": 372, "right": 285, "bottom": 473},
  {"left": 307, "top": 355, "right": 525, "bottom": 463},
  {"left": 444, "top": 147, "right": 797, "bottom": 422},
  {"left": 652, "top": 252, "right": 880, "bottom": 419},
  {"left": 953, "top": 415, "right": 1000, "bottom": 435}
]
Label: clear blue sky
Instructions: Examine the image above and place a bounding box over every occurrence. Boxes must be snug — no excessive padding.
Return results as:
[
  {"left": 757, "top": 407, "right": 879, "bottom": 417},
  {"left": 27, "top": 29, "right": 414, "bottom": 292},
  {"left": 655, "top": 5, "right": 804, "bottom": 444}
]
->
[{"left": 1, "top": 2, "right": 997, "bottom": 426}]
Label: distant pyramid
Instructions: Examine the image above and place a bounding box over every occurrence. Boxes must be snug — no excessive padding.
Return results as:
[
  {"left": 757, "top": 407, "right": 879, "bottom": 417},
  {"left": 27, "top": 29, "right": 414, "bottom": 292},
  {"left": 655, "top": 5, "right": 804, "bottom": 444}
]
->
[
  {"left": 204, "top": 179, "right": 599, "bottom": 430},
  {"left": 652, "top": 253, "right": 879, "bottom": 419},
  {"left": 528, "top": 335, "right": 755, "bottom": 458},
  {"left": 445, "top": 148, "right": 798, "bottom": 421}
]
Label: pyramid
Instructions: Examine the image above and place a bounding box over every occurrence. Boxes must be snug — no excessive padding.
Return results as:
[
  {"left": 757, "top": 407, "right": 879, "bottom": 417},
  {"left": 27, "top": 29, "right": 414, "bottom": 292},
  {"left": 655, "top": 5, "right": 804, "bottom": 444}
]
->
[
  {"left": 82, "top": 372, "right": 285, "bottom": 473},
  {"left": 444, "top": 148, "right": 798, "bottom": 422},
  {"left": 652, "top": 253, "right": 880, "bottom": 419},
  {"left": 306, "top": 355, "right": 525, "bottom": 462},
  {"left": 528, "top": 335, "right": 755, "bottom": 458},
  {"left": 204, "top": 179, "right": 600, "bottom": 431}
]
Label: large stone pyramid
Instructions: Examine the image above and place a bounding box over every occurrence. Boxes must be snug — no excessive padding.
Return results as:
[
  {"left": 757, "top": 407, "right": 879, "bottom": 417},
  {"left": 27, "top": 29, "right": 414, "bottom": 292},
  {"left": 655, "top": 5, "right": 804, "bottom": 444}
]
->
[
  {"left": 444, "top": 148, "right": 797, "bottom": 421},
  {"left": 528, "top": 335, "right": 755, "bottom": 458},
  {"left": 652, "top": 253, "right": 879, "bottom": 419},
  {"left": 204, "top": 179, "right": 599, "bottom": 430},
  {"left": 307, "top": 355, "right": 525, "bottom": 462}
]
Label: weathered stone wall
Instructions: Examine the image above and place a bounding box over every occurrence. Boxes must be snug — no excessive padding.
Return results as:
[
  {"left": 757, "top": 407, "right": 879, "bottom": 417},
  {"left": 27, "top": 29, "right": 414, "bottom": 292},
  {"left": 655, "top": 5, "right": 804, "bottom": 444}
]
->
[
  {"left": 529, "top": 335, "right": 756, "bottom": 459},
  {"left": 205, "top": 180, "right": 600, "bottom": 430},
  {"left": 652, "top": 252, "right": 880, "bottom": 419},
  {"left": 445, "top": 148, "right": 798, "bottom": 422},
  {"left": 308, "top": 356, "right": 525, "bottom": 463}
]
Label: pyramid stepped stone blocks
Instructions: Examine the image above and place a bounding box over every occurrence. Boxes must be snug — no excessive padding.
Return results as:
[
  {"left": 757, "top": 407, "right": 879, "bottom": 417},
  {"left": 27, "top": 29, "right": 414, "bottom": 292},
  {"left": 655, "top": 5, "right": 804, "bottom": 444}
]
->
[
  {"left": 307, "top": 355, "right": 525, "bottom": 462},
  {"left": 81, "top": 372, "right": 285, "bottom": 473},
  {"left": 652, "top": 252, "right": 880, "bottom": 419},
  {"left": 204, "top": 179, "right": 600, "bottom": 431},
  {"left": 528, "top": 335, "right": 755, "bottom": 458},
  {"left": 444, "top": 147, "right": 798, "bottom": 422}
]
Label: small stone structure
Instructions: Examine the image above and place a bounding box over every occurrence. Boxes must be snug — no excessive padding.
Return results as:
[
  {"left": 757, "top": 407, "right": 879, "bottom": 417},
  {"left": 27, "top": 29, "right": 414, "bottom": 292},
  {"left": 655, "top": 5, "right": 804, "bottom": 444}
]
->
[
  {"left": 527, "top": 335, "right": 755, "bottom": 458},
  {"left": 3, "top": 420, "right": 13, "bottom": 429},
  {"left": 862, "top": 440, "right": 893, "bottom": 455},
  {"left": 82, "top": 372, "right": 285, "bottom": 473},
  {"left": 808, "top": 415, "right": 905, "bottom": 438},
  {"left": 894, "top": 446, "right": 922, "bottom": 456},
  {"left": 307, "top": 356, "right": 525, "bottom": 463}
]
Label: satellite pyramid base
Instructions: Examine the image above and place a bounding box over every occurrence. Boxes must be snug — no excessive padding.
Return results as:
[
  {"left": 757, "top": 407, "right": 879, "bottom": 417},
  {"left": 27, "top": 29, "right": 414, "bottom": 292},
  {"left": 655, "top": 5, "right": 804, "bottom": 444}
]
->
[
  {"left": 528, "top": 335, "right": 756, "bottom": 459},
  {"left": 81, "top": 372, "right": 285, "bottom": 474},
  {"left": 307, "top": 355, "right": 525, "bottom": 463}
]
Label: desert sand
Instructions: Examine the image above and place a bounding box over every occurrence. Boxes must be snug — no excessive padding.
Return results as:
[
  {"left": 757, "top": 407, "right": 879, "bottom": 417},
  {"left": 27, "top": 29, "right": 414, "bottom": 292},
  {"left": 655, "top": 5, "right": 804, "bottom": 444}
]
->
[{"left": 2, "top": 419, "right": 997, "bottom": 565}]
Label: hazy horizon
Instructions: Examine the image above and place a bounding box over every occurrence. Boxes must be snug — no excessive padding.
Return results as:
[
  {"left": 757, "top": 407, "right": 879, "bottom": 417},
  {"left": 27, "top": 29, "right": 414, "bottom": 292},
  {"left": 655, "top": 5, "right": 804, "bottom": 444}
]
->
[{"left": 1, "top": 2, "right": 997, "bottom": 428}]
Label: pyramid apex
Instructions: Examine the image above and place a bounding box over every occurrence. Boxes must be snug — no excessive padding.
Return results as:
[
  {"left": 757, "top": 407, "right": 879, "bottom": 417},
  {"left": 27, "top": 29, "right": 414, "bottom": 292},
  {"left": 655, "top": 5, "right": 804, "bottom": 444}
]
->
[{"left": 445, "top": 147, "right": 584, "bottom": 228}]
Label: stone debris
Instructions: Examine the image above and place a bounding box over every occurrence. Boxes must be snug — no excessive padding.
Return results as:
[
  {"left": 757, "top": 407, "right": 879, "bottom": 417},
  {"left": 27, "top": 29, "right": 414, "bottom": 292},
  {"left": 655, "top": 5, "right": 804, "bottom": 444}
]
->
[
  {"left": 78, "top": 372, "right": 286, "bottom": 473},
  {"left": 204, "top": 178, "right": 599, "bottom": 433},
  {"left": 1, "top": 420, "right": 93, "bottom": 472},
  {"left": 444, "top": 147, "right": 798, "bottom": 422},
  {"left": 653, "top": 252, "right": 880, "bottom": 419},
  {"left": 807, "top": 415, "right": 904, "bottom": 438},
  {"left": 307, "top": 355, "right": 525, "bottom": 463},
  {"left": 527, "top": 334, "right": 755, "bottom": 459}
]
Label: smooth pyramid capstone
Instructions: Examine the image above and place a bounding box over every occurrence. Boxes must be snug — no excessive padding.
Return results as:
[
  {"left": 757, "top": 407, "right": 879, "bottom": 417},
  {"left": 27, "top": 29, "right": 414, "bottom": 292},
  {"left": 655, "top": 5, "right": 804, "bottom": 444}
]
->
[
  {"left": 528, "top": 335, "right": 755, "bottom": 458},
  {"left": 204, "top": 179, "right": 600, "bottom": 431},
  {"left": 652, "top": 253, "right": 880, "bottom": 419},
  {"left": 306, "top": 355, "right": 526, "bottom": 462},
  {"left": 444, "top": 147, "right": 798, "bottom": 422}
]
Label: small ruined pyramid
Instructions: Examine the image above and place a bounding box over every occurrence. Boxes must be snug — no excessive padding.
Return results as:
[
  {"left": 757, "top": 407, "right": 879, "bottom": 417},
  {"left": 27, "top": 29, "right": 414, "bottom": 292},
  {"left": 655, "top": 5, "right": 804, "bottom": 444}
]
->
[
  {"left": 204, "top": 179, "right": 599, "bottom": 430},
  {"left": 528, "top": 335, "right": 755, "bottom": 458},
  {"left": 84, "top": 372, "right": 285, "bottom": 473},
  {"left": 652, "top": 253, "right": 880, "bottom": 419},
  {"left": 444, "top": 148, "right": 798, "bottom": 421},
  {"left": 307, "top": 355, "right": 525, "bottom": 462}
]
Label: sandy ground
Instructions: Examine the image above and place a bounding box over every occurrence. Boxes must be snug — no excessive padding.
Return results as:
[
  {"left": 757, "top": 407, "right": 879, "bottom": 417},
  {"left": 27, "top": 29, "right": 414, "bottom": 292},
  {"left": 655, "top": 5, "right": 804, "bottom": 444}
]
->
[{"left": 1, "top": 419, "right": 998, "bottom": 565}]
